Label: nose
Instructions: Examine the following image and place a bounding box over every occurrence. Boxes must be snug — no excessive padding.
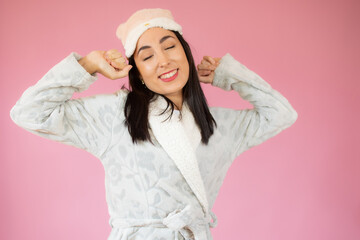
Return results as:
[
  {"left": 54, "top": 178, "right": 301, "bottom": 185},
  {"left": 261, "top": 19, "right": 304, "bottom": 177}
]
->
[{"left": 157, "top": 50, "right": 170, "bottom": 68}]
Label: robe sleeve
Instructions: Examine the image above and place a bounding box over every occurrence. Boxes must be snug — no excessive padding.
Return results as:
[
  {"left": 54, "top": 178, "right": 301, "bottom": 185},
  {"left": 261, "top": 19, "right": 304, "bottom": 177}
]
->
[
  {"left": 10, "top": 52, "right": 128, "bottom": 158},
  {"left": 211, "top": 53, "right": 298, "bottom": 159}
]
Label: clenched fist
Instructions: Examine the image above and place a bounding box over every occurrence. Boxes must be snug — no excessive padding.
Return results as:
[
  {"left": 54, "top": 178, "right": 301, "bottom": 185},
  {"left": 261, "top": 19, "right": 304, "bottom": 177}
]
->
[
  {"left": 197, "top": 56, "right": 221, "bottom": 84},
  {"left": 78, "top": 49, "right": 133, "bottom": 80}
]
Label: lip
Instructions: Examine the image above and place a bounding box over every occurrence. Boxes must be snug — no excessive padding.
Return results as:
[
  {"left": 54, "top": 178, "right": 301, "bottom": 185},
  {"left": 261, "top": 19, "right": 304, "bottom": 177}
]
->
[
  {"left": 159, "top": 69, "right": 177, "bottom": 77},
  {"left": 158, "top": 68, "right": 179, "bottom": 82}
]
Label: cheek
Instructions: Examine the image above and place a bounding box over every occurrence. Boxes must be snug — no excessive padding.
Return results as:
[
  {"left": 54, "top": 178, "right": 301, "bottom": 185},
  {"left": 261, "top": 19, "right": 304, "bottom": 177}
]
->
[
  {"left": 181, "top": 58, "right": 190, "bottom": 77},
  {"left": 177, "top": 52, "right": 189, "bottom": 72},
  {"left": 138, "top": 63, "right": 156, "bottom": 78}
]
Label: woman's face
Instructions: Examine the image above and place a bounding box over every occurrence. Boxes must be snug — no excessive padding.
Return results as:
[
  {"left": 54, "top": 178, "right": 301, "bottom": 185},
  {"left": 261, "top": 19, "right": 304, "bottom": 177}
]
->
[{"left": 134, "top": 27, "right": 189, "bottom": 102}]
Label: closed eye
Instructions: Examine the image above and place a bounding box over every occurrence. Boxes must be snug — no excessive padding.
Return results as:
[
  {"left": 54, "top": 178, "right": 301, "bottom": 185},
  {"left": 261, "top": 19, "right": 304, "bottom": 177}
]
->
[
  {"left": 166, "top": 45, "right": 175, "bottom": 50},
  {"left": 143, "top": 45, "right": 175, "bottom": 61},
  {"left": 144, "top": 55, "right": 152, "bottom": 61}
]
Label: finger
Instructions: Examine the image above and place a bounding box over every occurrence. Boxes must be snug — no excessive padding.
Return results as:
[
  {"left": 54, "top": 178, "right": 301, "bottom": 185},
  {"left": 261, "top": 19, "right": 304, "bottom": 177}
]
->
[
  {"left": 198, "top": 69, "right": 212, "bottom": 76},
  {"left": 200, "top": 59, "right": 217, "bottom": 70},
  {"left": 117, "top": 57, "right": 126, "bottom": 63},
  {"left": 198, "top": 73, "right": 213, "bottom": 83},
  {"left": 201, "top": 59, "right": 211, "bottom": 65},
  {"left": 197, "top": 63, "right": 216, "bottom": 71},
  {"left": 107, "top": 64, "right": 133, "bottom": 80},
  {"left": 109, "top": 52, "right": 123, "bottom": 60},
  {"left": 107, "top": 49, "right": 122, "bottom": 56},
  {"left": 112, "top": 65, "right": 133, "bottom": 78},
  {"left": 203, "top": 56, "right": 216, "bottom": 65},
  {"left": 200, "top": 71, "right": 214, "bottom": 83},
  {"left": 103, "top": 49, "right": 126, "bottom": 63},
  {"left": 98, "top": 60, "right": 121, "bottom": 80},
  {"left": 106, "top": 49, "right": 122, "bottom": 59},
  {"left": 214, "top": 57, "right": 221, "bottom": 66},
  {"left": 110, "top": 59, "right": 127, "bottom": 69},
  {"left": 198, "top": 64, "right": 216, "bottom": 71}
]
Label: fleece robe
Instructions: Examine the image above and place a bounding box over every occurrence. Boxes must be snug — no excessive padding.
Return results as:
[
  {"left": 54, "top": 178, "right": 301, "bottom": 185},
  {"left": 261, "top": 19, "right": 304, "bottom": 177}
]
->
[{"left": 10, "top": 52, "right": 298, "bottom": 240}]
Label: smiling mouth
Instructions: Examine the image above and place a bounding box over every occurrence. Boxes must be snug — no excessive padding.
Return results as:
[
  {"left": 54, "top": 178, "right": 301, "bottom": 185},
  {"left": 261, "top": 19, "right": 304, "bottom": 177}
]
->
[{"left": 159, "top": 69, "right": 179, "bottom": 82}]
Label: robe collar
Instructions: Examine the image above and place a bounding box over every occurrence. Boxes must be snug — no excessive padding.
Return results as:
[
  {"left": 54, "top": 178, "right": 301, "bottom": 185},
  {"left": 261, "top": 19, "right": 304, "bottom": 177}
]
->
[{"left": 148, "top": 95, "right": 209, "bottom": 215}]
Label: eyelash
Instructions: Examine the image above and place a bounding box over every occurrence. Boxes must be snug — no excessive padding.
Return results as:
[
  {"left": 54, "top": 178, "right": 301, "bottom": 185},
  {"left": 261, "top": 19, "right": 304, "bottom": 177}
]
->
[{"left": 143, "top": 45, "right": 175, "bottom": 61}]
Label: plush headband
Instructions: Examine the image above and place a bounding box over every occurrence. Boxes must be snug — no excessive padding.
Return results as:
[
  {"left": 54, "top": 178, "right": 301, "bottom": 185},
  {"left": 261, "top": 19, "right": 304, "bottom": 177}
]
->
[{"left": 116, "top": 8, "right": 183, "bottom": 58}]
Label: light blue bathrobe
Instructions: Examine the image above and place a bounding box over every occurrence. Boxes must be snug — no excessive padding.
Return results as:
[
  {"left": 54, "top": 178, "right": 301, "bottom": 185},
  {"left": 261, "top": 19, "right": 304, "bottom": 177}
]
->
[{"left": 10, "top": 52, "right": 298, "bottom": 240}]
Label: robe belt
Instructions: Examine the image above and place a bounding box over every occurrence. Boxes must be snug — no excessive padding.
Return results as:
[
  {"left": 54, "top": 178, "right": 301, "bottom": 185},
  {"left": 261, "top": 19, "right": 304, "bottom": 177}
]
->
[{"left": 110, "top": 205, "right": 218, "bottom": 240}]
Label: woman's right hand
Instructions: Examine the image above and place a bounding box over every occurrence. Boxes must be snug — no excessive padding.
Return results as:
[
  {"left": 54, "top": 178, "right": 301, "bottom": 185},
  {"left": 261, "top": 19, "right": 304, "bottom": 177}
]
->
[{"left": 78, "top": 49, "right": 133, "bottom": 80}]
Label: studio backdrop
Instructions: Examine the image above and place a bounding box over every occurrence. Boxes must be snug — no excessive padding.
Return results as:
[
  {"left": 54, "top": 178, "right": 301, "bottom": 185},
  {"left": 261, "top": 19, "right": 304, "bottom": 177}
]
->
[{"left": 1, "top": 0, "right": 359, "bottom": 239}]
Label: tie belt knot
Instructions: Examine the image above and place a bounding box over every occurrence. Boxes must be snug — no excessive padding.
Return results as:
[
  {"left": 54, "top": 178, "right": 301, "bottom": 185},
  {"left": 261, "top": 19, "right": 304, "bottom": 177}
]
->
[{"left": 110, "top": 205, "right": 217, "bottom": 240}]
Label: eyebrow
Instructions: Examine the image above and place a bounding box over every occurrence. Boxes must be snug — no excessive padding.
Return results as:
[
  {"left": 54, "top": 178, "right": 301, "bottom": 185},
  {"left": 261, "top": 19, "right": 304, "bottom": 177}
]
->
[{"left": 137, "top": 35, "right": 175, "bottom": 56}]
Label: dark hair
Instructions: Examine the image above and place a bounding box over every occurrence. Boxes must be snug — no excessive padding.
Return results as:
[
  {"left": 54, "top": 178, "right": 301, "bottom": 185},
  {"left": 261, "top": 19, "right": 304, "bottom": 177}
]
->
[{"left": 123, "top": 30, "right": 217, "bottom": 145}]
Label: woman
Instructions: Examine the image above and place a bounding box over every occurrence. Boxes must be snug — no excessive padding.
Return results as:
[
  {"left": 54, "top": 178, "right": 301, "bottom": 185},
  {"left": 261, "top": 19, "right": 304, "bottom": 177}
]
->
[{"left": 10, "top": 8, "right": 298, "bottom": 240}]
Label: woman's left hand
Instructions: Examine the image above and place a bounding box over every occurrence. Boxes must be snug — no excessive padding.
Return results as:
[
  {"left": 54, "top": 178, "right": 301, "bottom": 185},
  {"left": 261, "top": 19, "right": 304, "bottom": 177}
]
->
[{"left": 197, "top": 56, "right": 221, "bottom": 84}]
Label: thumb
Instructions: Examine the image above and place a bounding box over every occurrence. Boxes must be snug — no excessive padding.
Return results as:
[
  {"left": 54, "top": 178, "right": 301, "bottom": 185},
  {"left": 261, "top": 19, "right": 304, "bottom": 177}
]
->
[
  {"left": 123, "top": 65, "right": 133, "bottom": 73},
  {"left": 115, "top": 64, "right": 133, "bottom": 79}
]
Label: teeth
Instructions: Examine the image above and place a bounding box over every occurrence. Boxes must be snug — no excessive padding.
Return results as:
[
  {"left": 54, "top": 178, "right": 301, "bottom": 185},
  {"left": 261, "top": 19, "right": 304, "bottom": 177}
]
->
[{"left": 160, "top": 69, "right": 177, "bottom": 79}]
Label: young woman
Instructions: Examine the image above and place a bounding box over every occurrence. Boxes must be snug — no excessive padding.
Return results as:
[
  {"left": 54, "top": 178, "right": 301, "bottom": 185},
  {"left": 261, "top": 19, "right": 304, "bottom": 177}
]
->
[{"left": 10, "top": 8, "right": 298, "bottom": 240}]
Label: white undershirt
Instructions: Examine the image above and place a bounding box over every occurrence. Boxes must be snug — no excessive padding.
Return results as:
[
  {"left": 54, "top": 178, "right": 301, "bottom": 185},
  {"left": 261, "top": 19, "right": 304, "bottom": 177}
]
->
[{"left": 173, "top": 109, "right": 180, "bottom": 118}]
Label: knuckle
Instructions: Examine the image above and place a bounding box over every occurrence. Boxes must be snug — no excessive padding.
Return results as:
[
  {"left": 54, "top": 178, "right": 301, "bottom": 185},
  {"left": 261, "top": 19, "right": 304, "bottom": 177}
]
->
[{"left": 115, "top": 61, "right": 124, "bottom": 68}]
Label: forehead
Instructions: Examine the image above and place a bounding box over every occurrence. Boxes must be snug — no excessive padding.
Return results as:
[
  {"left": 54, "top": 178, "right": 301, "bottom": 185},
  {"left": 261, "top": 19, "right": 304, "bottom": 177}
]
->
[{"left": 136, "top": 27, "right": 176, "bottom": 47}]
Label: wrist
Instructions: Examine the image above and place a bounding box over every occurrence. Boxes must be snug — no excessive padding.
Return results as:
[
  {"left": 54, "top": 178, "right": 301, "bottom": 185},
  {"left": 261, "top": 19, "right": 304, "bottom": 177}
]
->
[{"left": 78, "top": 53, "right": 97, "bottom": 75}]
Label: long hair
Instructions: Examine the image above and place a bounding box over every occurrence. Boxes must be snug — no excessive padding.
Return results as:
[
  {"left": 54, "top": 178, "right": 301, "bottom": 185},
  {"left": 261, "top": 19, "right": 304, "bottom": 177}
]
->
[{"left": 123, "top": 30, "right": 217, "bottom": 144}]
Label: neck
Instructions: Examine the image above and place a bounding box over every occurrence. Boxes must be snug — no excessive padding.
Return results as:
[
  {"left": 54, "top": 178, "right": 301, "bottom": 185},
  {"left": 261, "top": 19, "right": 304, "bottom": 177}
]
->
[{"left": 165, "top": 93, "right": 183, "bottom": 111}]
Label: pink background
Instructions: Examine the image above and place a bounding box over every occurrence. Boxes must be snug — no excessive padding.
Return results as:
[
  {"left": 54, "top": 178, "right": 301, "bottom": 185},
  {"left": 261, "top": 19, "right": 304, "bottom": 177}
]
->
[{"left": 1, "top": 0, "right": 359, "bottom": 239}]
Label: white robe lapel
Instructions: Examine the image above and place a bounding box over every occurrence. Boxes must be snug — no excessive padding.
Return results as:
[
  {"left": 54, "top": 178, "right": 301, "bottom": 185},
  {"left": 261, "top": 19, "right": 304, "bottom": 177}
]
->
[
  {"left": 181, "top": 103, "right": 202, "bottom": 152},
  {"left": 148, "top": 95, "right": 209, "bottom": 215}
]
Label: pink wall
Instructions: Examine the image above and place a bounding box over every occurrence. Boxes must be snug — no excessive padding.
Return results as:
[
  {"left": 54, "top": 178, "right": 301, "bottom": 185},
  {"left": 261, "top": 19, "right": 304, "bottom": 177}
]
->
[{"left": 1, "top": 0, "right": 359, "bottom": 239}]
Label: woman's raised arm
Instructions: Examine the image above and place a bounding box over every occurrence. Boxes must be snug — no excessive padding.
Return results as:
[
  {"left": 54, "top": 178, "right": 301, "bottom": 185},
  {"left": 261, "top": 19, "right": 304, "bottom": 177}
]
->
[
  {"left": 208, "top": 53, "right": 298, "bottom": 159},
  {"left": 10, "top": 50, "right": 132, "bottom": 158}
]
